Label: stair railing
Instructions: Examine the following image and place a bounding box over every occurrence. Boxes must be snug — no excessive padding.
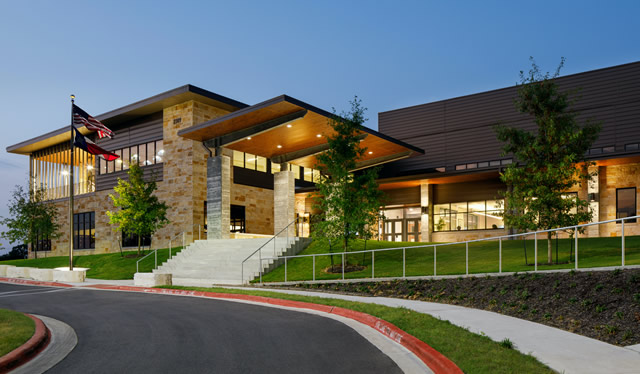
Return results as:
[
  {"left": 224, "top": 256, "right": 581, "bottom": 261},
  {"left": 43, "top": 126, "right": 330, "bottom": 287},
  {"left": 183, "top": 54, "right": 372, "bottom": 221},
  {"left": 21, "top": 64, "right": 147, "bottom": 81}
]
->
[{"left": 240, "top": 216, "right": 303, "bottom": 284}]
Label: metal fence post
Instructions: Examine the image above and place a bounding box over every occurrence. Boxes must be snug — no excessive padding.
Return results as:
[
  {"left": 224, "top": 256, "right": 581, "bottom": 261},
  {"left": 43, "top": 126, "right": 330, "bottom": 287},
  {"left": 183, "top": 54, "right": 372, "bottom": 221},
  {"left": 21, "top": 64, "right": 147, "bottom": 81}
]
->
[
  {"left": 534, "top": 232, "right": 537, "bottom": 272},
  {"left": 312, "top": 255, "right": 316, "bottom": 281},
  {"left": 155, "top": 249, "right": 157, "bottom": 269},
  {"left": 169, "top": 239, "right": 172, "bottom": 259},
  {"left": 403, "top": 247, "right": 406, "bottom": 278},
  {"left": 372, "top": 251, "right": 375, "bottom": 279},
  {"left": 342, "top": 253, "right": 345, "bottom": 280},
  {"left": 575, "top": 227, "right": 579, "bottom": 270},
  {"left": 136, "top": 262, "right": 139, "bottom": 273},
  {"left": 499, "top": 238, "right": 502, "bottom": 273},
  {"left": 622, "top": 219, "right": 625, "bottom": 267},
  {"left": 434, "top": 245, "right": 437, "bottom": 276},
  {"left": 465, "top": 242, "right": 469, "bottom": 275},
  {"left": 285, "top": 257, "right": 287, "bottom": 283},
  {"left": 259, "top": 250, "right": 263, "bottom": 285},
  {"left": 199, "top": 225, "right": 201, "bottom": 241}
]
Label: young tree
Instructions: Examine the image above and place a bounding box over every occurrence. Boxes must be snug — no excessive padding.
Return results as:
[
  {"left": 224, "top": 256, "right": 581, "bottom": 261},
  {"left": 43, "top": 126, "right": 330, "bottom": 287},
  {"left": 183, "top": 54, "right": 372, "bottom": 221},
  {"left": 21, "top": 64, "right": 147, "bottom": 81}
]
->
[
  {"left": 107, "top": 164, "right": 169, "bottom": 256},
  {"left": 0, "top": 182, "right": 60, "bottom": 259},
  {"left": 494, "top": 58, "right": 600, "bottom": 264},
  {"left": 313, "top": 97, "right": 383, "bottom": 257}
]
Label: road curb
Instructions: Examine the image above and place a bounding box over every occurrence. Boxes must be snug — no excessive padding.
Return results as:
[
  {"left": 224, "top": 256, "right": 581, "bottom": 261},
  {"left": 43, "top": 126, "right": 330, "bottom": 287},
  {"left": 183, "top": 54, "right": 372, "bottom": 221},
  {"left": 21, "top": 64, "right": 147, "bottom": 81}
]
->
[
  {"left": 0, "top": 277, "right": 74, "bottom": 288},
  {"left": 0, "top": 313, "right": 51, "bottom": 373},
  {"left": 86, "top": 284, "right": 463, "bottom": 374}
]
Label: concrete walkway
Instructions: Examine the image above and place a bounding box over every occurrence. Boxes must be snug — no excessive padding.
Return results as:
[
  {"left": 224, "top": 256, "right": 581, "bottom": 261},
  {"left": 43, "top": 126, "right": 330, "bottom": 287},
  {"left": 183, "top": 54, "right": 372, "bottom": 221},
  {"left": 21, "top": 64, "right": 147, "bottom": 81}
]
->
[{"left": 226, "top": 286, "right": 640, "bottom": 374}]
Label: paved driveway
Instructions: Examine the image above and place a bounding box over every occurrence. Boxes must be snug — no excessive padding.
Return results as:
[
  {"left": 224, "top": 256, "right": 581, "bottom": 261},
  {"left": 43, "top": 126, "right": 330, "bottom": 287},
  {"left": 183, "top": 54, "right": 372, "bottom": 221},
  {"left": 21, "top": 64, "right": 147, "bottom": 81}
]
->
[{"left": 0, "top": 283, "right": 401, "bottom": 373}]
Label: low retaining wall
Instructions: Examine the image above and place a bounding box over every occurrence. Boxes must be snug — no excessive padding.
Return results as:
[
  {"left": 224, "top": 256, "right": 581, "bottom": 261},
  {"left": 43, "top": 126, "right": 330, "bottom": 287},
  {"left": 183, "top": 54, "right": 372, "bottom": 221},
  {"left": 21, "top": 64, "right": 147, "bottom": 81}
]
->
[
  {"left": 0, "top": 266, "right": 87, "bottom": 283},
  {"left": 134, "top": 272, "right": 172, "bottom": 287}
]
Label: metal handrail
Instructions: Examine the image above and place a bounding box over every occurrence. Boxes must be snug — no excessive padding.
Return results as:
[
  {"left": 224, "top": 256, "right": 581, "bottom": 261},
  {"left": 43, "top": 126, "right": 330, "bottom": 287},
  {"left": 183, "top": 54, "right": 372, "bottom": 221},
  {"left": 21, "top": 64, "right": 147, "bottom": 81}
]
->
[
  {"left": 256, "top": 214, "right": 640, "bottom": 284},
  {"left": 136, "top": 248, "right": 159, "bottom": 273},
  {"left": 241, "top": 216, "right": 303, "bottom": 284}
]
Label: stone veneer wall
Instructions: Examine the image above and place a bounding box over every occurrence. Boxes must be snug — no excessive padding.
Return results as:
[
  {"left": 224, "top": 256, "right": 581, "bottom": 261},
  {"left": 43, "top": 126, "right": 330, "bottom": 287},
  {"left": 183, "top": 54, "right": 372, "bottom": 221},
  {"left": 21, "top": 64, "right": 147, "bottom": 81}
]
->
[
  {"left": 231, "top": 183, "right": 274, "bottom": 235},
  {"left": 432, "top": 229, "right": 508, "bottom": 243},
  {"left": 33, "top": 100, "right": 230, "bottom": 258},
  {"left": 598, "top": 163, "right": 640, "bottom": 237}
]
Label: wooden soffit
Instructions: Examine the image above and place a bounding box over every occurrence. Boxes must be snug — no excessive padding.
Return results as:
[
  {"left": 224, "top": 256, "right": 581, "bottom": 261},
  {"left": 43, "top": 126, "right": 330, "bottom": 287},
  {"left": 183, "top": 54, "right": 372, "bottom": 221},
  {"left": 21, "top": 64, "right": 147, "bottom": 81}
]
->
[{"left": 178, "top": 95, "right": 424, "bottom": 170}]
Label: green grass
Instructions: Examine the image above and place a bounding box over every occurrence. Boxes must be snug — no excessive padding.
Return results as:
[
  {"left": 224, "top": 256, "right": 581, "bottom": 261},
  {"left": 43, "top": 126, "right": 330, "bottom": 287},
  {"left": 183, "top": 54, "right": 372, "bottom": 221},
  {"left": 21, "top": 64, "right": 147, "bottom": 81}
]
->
[
  {"left": 159, "top": 285, "right": 553, "bottom": 374},
  {"left": 0, "top": 308, "right": 35, "bottom": 357},
  {"left": 260, "top": 236, "right": 640, "bottom": 282},
  {"left": 0, "top": 247, "right": 183, "bottom": 280}
]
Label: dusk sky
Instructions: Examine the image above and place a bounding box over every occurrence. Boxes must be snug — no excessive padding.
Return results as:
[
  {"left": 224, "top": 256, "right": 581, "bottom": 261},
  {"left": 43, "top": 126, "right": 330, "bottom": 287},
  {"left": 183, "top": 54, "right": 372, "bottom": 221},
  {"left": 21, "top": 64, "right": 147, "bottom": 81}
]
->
[{"left": 0, "top": 1, "right": 638, "bottom": 253}]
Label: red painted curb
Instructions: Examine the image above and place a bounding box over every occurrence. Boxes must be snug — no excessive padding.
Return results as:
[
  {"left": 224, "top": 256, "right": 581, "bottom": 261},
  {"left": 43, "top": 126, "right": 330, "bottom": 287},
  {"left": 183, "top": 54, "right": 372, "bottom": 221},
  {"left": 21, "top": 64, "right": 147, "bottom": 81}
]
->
[
  {"left": 0, "top": 313, "right": 51, "bottom": 373},
  {"left": 0, "top": 277, "right": 73, "bottom": 288},
  {"left": 86, "top": 284, "right": 463, "bottom": 373}
]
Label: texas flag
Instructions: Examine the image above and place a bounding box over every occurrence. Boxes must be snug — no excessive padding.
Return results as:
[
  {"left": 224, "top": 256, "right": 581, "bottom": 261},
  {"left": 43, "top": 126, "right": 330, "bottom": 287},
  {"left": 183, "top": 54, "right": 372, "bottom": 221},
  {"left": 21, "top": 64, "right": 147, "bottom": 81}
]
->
[{"left": 73, "top": 127, "right": 120, "bottom": 161}]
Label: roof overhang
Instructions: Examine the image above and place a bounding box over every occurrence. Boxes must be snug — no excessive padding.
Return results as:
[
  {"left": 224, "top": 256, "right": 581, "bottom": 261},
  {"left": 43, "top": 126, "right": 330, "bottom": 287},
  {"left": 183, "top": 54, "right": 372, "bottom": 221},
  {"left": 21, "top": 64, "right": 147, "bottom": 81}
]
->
[
  {"left": 178, "top": 95, "right": 424, "bottom": 170},
  {"left": 7, "top": 85, "right": 248, "bottom": 155}
]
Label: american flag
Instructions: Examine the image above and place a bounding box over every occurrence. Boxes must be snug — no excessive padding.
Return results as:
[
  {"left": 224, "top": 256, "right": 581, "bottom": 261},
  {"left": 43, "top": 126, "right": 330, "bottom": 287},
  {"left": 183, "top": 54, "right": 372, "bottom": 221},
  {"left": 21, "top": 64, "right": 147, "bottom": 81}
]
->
[{"left": 72, "top": 104, "right": 114, "bottom": 139}]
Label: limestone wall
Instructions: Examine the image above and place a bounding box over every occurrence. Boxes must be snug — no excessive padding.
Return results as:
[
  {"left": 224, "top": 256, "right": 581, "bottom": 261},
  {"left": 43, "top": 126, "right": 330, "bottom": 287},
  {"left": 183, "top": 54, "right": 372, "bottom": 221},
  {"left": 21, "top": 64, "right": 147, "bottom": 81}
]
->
[{"left": 231, "top": 183, "right": 274, "bottom": 235}]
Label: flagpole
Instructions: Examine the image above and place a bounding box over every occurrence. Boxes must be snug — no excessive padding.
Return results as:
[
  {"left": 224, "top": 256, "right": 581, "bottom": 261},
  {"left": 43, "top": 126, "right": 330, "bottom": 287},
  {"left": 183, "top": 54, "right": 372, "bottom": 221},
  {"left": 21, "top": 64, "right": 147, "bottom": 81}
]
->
[{"left": 69, "top": 95, "right": 75, "bottom": 271}]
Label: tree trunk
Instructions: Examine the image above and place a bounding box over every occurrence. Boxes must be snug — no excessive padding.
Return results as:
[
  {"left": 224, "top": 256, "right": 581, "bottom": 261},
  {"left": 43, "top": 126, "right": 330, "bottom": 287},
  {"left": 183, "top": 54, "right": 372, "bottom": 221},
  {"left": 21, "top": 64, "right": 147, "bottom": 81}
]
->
[
  {"left": 137, "top": 235, "right": 141, "bottom": 256},
  {"left": 547, "top": 231, "right": 553, "bottom": 264}
]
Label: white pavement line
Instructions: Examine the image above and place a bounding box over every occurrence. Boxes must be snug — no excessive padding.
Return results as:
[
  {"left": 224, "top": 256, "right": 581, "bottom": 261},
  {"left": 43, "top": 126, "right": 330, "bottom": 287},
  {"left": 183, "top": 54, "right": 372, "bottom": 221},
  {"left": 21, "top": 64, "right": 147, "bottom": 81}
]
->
[
  {"left": 0, "top": 288, "right": 71, "bottom": 298},
  {"left": 10, "top": 315, "right": 78, "bottom": 374},
  {"left": 0, "top": 288, "right": 52, "bottom": 295},
  {"left": 230, "top": 287, "right": 640, "bottom": 374}
]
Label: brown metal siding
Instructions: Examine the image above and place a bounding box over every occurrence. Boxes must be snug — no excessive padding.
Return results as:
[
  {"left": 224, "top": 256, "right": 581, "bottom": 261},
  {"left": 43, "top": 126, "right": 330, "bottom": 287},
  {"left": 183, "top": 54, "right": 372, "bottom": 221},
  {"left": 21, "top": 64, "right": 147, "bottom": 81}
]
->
[
  {"left": 96, "top": 112, "right": 163, "bottom": 151},
  {"left": 380, "top": 62, "right": 640, "bottom": 175},
  {"left": 382, "top": 186, "right": 420, "bottom": 206},
  {"left": 433, "top": 179, "right": 505, "bottom": 204},
  {"left": 95, "top": 164, "right": 163, "bottom": 191}
]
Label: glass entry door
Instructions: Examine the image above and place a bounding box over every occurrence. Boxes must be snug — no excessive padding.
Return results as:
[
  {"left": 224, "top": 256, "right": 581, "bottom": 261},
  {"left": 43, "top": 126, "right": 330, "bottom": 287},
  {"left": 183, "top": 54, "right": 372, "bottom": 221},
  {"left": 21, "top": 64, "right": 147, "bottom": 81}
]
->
[
  {"left": 384, "top": 220, "right": 404, "bottom": 242},
  {"left": 406, "top": 219, "right": 421, "bottom": 242}
]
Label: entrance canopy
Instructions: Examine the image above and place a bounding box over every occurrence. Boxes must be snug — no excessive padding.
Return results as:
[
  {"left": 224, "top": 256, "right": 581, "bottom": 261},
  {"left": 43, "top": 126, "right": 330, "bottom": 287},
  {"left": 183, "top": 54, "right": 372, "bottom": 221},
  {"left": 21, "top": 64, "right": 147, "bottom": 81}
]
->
[{"left": 177, "top": 95, "right": 423, "bottom": 170}]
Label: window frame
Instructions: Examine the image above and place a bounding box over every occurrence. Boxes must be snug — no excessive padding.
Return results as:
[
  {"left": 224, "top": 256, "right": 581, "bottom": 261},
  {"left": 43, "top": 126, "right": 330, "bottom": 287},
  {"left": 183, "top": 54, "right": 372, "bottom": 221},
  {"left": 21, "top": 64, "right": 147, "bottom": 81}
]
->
[{"left": 616, "top": 187, "right": 637, "bottom": 224}]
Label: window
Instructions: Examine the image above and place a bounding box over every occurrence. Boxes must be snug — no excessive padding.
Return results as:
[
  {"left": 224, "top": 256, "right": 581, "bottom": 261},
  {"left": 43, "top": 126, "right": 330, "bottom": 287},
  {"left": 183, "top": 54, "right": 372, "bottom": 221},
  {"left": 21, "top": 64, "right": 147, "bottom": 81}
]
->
[
  {"left": 434, "top": 200, "right": 504, "bottom": 231},
  {"left": 230, "top": 205, "right": 246, "bottom": 233},
  {"left": 617, "top": 188, "right": 637, "bottom": 223},
  {"left": 74, "top": 212, "right": 95, "bottom": 249},
  {"left": 122, "top": 232, "right": 151, "bottom": 248},
  {"left": 98, "top": 140, "right": 163, "bottom": 175},
  {"left": 34, "top": 230, "right": 51, "bottom": 252}
]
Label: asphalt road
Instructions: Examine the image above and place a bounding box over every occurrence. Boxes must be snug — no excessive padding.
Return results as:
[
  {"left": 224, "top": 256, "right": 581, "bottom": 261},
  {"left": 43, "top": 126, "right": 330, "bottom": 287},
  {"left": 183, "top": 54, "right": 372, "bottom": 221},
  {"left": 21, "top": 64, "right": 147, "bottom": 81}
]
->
[{"left": 0, "top": 283, "right": 402, "bottom": 374}]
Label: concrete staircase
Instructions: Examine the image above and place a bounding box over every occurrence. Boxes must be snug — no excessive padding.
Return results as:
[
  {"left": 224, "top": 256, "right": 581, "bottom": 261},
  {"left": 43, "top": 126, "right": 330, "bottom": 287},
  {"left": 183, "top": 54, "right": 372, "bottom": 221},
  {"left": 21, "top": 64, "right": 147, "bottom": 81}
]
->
[{"left": 154, "top": 237, "right": 312, "bottom": 286}]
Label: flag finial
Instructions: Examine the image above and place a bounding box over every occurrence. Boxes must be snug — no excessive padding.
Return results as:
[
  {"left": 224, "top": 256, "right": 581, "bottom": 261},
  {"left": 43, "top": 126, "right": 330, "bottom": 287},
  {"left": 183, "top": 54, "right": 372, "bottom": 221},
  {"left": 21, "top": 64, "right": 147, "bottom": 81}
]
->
[{"left": 70, "top": 94, "right": 75, "bottom": 102}]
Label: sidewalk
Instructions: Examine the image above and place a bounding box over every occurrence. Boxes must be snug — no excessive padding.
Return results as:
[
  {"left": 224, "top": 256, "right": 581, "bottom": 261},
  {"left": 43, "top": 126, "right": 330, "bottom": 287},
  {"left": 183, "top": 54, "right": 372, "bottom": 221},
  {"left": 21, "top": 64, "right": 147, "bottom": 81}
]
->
[{"left": 227, "top": 286, "right": 640, "bottom": 374}]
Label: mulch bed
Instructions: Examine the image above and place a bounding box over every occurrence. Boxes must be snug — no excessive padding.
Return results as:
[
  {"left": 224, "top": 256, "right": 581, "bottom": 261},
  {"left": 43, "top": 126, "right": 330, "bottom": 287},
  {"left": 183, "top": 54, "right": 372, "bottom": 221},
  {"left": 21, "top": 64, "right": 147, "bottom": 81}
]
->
[
  {"left": 284, "top": 268, "right": 640, "bottom": 346},
  {"left": 324, "top": 264, "right": 366, "bottom": 274}
]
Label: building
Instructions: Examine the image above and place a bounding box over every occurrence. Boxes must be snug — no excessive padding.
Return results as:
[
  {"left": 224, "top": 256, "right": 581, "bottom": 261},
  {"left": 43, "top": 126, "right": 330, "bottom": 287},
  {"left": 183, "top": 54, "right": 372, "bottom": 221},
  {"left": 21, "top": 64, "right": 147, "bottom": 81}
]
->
[
  {"left": 6, "top": 61, "right": 640, "bottom": 258},
  {"left": 7, "top": 87, "right": 422, "bottom": 257},
  {"left": 376, "top": 61, "right": 640, "bottom": 243}
]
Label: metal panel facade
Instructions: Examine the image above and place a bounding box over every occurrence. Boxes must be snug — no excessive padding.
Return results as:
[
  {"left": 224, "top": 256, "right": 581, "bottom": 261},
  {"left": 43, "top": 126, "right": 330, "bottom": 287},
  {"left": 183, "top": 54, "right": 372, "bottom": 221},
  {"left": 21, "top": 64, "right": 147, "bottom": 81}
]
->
[{"left": 379, "top": 61, "right": 640, "bottom": 176}]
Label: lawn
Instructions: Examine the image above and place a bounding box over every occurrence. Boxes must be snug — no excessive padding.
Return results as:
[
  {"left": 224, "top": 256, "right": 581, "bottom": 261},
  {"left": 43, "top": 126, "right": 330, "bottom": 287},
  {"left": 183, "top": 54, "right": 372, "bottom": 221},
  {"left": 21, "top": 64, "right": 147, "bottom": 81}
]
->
[
  {"left": 160, "top": 285, "right": 553, "bottom": 374},
  {"left": 0, "top": 308, "right": 35, "bottom": 357},
  {"left": 0, "top": 247, "right": 183, "bottom": 280},
  {"left": 259, "top": 236, "right": 640, "bottom": 283}
]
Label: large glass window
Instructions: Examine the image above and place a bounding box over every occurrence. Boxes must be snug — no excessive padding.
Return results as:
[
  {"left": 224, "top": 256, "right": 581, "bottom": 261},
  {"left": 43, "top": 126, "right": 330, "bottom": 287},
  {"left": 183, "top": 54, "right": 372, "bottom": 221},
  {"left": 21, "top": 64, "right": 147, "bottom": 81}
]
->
[
  {"left": 122, "top": 232, "right": 151, "bottom": 248},
  {"left": 617, "top": 188, "right": 637, "bottom": 223},
  {"left": 31, "top": 143, "right": 96, "bottom": 200},
  {"left": 433, "top": 200, "right": 504, "bottom": 231},
  {"left": 74, "top": 212, "right": 95, "bottom": 250},
  {"left": 98, "top": 140, "right": 163, "bottom": 175}
]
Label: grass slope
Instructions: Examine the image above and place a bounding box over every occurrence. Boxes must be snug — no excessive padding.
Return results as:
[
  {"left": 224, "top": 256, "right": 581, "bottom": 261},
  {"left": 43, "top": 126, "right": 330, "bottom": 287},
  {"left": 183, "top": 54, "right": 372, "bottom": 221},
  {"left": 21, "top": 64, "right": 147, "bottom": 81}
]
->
[
  {"left": 159, "top": 285, "right": 553, "bottom": 374},
  {"left": 0, "top": 308, "right": 35, "bottom": 357},
  {"left": 0, "top": 247, "right": 183, "bottom": 280},
  {"left": 260, "top": 236, "right": 640, "bottom": 282}
]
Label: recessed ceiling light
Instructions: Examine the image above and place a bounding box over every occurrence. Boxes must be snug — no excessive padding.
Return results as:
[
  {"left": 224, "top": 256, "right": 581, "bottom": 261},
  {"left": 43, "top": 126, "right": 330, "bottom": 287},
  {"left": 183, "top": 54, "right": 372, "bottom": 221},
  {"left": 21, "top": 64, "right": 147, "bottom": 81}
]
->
[
  {"left": 277, "top": 145, "right": 282, "bottom": 149},
  {"left": 247, "top": 137, "right": 252, "bottom": 140},
  {"left": 368, "top": 151, "right": 373, "bottom": 154},
  {"left": 316, "top": 134, "right": 322, "bottom": 138},
  {"left": 286, "top": 124, "right": 292, "bottom": 128}
]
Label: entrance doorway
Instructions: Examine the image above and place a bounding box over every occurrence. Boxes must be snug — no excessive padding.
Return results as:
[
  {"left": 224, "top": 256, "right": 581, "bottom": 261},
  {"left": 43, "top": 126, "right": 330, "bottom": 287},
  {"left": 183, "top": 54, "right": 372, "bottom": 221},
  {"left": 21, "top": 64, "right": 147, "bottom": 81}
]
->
[
  {"left": 381, "top": 206, "right": 421, "bottom": 242},
  {"left": 230, "top": 205, "right": 246, "bottom": 233}
]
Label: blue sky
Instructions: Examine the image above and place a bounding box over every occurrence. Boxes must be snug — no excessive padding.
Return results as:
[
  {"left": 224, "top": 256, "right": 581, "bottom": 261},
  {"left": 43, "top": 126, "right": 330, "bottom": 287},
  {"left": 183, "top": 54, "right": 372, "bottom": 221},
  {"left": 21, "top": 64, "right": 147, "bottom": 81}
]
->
[{"left": 0, "top": 0, "right": 638, "bottom": 253}]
